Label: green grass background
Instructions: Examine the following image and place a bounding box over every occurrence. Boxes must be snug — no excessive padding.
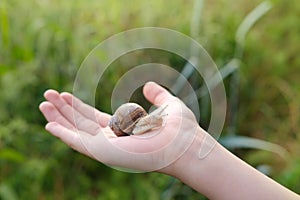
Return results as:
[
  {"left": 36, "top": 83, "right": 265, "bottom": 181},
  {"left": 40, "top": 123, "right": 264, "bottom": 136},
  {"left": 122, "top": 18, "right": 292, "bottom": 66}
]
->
[{"left": 0, "top": 0, "right": 299, "bottom": 199}]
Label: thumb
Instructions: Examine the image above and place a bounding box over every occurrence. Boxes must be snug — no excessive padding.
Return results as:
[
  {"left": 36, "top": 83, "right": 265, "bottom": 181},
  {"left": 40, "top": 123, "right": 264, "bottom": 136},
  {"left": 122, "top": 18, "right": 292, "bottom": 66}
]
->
[{"left": 143, "top": 81, "right": 175, "bottom": 106}]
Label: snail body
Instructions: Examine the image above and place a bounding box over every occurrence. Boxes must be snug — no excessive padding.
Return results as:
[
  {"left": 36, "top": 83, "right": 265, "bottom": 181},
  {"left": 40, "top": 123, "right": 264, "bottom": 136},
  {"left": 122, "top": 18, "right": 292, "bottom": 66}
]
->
[{"left": 108, "top": 103, "right": 167, "bottom": 136}]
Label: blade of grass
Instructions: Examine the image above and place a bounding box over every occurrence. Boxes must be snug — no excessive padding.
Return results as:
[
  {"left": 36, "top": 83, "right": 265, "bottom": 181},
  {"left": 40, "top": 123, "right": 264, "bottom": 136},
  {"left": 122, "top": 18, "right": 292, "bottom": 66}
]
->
[
  {"left": 171, "top": 0, "right": 204, "bottom": 95},
  {"left": 170, "top": 57, "right": 198, "bottom": 95},
  {"left": 220, "top": 135, "right": 289, "bottom": 159},
  {"left": 190, "top": 0, "right": 204, "bottom": 39},
  {"left": 235, "top": 1, "right": 273, "bottom": 46},
  {"left": 183, "top": 58, "right": 240, "bottom": 102},
  {"left": 229, "top": 1, "right": 273, "bottom": 134}
]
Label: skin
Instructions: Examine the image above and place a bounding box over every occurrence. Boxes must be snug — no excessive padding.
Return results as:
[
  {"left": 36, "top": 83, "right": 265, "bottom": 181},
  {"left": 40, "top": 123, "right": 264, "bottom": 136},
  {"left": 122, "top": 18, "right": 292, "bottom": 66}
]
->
[{"left": 39, "top": 81, "right": 300, "bottom": 200}]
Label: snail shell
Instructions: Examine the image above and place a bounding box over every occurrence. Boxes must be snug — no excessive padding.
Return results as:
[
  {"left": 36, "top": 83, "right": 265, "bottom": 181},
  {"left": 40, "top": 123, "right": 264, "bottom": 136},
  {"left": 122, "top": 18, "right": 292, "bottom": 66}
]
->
[{"left": 108, "top": 103, "right": 167, "bottom": 137}]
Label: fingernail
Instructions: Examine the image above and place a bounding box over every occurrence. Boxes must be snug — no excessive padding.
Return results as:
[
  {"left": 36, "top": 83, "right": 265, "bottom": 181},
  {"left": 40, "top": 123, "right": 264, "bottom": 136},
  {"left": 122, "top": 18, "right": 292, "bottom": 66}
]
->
[{"left": 45, "top": 122, "right": 57, "bottom": 132}]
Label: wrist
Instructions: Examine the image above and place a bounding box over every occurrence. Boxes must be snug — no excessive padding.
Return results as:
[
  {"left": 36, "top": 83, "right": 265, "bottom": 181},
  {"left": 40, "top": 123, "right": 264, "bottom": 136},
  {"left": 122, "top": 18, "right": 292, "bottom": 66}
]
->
[
  {"left": 158, "top": 129, "right": 235, "bottom": 198},
  {"left": 157, "top": 126, "right": 207, "bottom": 178}
]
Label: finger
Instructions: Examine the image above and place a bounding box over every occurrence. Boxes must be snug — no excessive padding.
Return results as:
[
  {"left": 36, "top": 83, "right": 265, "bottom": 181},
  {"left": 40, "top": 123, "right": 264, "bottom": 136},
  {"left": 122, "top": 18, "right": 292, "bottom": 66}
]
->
[
  {"left": 44, "top": 89, "right": 101, "bottom": 135},
  {"left": 143, "top": 81, "right": 176, "bottom": 106},
  {"left": 45, "top": 122, "right": 94, "bottom": 158},
  {"left": 60, "top": 92, "right": 111, "bottom": 127},
  {"left": 39, "top": 101, "right": 75, "bottom": 129}
]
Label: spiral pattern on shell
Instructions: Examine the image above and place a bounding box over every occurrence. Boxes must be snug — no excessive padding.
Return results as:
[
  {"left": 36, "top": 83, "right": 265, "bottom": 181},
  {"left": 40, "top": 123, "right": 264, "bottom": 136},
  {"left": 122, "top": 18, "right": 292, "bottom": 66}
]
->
[{"left": 108, "top": 103, "right": 148, "bottom": 136}]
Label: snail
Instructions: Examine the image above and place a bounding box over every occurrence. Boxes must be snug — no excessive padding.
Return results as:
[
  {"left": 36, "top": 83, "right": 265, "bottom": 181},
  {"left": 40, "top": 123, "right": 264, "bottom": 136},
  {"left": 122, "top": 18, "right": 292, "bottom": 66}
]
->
[{"left": 108, "top": 103, "right": 167, "bottom": 136}]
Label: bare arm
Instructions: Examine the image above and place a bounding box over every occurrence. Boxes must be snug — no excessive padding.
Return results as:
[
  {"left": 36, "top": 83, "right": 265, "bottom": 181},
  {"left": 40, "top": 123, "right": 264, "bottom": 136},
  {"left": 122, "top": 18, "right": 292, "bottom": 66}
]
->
[{"left": 162, "top": 130, "right": 300, "bottom": 200}]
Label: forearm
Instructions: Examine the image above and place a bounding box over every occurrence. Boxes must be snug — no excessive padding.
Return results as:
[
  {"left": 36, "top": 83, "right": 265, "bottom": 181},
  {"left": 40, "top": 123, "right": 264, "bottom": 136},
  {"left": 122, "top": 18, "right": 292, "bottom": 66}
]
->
[{"left": 164, "top": 128, "right": 300, "bottom": 200}]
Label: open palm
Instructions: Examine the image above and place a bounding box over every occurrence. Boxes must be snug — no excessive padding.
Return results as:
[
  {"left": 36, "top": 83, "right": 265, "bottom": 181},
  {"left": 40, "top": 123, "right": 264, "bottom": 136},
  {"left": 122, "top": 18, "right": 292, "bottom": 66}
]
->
[{"left": 39, "top": 82, "right": 200, "bottom": 172}]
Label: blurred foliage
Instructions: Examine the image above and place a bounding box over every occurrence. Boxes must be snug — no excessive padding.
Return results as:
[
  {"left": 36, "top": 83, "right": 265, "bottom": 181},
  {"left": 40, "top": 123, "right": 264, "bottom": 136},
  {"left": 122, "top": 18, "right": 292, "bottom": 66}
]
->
[{"left": 0, "top": 0, "right": 299, "bottom": 199}]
